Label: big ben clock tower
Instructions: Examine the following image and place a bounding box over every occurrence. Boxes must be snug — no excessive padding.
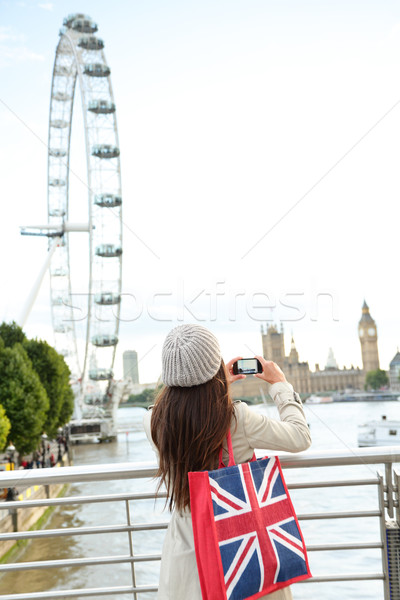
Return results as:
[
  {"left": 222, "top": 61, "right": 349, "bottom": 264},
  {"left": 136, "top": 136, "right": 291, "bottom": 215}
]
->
[{"left": 358, "top": 300, "right": 380, "bottom": 373}]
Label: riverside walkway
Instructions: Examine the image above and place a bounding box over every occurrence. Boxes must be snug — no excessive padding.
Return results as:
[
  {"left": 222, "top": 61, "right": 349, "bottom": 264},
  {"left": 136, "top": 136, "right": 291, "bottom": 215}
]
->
[{"left": 0, "top": 440, "right": 68, "bottom": 501}]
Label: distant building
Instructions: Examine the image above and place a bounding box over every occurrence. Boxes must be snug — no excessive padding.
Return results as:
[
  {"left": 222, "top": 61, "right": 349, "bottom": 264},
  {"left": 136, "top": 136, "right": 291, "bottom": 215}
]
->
[
  {"left": 261, "top": 323, "right": 285, "bottom": 367},
  {"left": 325, "top": 348, "right": 338, "bottom": 370},
  {"left": 358, "top": 300, "right": 380, "bottom": 373},
  {"left": 310, "top": 363, "right": 364, "bottom": 393},
  {"left": 389, "top": 351, "right": 400, "bottom": 392},
  {"left": 231, "top": 301, "right": 380, "bottom": 399},
  {"left": 123, "top": 350, "right": 139, "bottom": 383},
  {"left": 284, "top": 336, "right": 312, "bottom": 394}
]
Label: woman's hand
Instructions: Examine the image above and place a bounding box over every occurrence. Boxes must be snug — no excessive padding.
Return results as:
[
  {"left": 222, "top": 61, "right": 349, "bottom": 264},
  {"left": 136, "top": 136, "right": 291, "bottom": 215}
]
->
[
  {"left": 254, "top": 355, "right": 286, "bottom": 384},
  {"left": 225, "top": 356, "right": 246, "bottom": 385}
]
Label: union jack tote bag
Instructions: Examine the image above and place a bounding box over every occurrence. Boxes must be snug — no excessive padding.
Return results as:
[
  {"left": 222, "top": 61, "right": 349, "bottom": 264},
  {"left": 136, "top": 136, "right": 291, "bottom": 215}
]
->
[{"left": 188, "top": 432, "right": 311, "bottom": 600}]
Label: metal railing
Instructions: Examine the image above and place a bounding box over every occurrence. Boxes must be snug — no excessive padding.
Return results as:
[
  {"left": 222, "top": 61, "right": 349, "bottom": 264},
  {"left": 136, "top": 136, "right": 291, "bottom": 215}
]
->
[{"left": 0, "top": 446, "right": 399, "bottom": 599}]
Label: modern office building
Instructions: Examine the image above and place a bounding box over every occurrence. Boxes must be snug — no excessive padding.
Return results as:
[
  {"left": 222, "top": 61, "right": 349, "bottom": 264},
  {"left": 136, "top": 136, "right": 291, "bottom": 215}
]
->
[{"left": 123, "top": 350, "right": 139, "bottom": 383}]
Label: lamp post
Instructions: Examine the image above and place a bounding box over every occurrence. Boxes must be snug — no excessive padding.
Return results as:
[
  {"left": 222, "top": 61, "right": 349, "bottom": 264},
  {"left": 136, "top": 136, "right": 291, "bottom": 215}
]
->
[
  {"left": 41, "top": 433, "right": 48, "bottom": 468},
  {"left": 57, "top": 427, "right": 63, "bottom": 464},
  {"left": 6, "top": 443, "right": 16, "bottom": 470}
]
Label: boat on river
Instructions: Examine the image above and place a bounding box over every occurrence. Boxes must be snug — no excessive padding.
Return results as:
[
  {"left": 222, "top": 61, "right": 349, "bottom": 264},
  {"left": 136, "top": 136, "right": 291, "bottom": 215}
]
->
[
  {"left": 358, "top": 415, "right": 400, "bottom": 446},
  {"left": 69, "top": 380, "right": 131, "bottom": 443},
  {"left": 305, "top": 394, "right": 333, "bottom": 404},
  {"left": 68, "top": 415, "right": 114, "bottom": 443}
]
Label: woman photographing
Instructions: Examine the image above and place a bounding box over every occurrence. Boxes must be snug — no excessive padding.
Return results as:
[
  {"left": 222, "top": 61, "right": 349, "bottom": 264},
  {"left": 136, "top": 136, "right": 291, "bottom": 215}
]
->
[{"left": 143, "top": 324, "right": 311, "bottom": 600}]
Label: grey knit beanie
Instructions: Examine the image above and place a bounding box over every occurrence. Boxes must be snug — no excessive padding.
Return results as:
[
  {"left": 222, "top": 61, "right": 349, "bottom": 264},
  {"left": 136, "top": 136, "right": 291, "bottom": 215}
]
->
[{"left": 161, "top": 324, "right": 222, "bottom": 387}]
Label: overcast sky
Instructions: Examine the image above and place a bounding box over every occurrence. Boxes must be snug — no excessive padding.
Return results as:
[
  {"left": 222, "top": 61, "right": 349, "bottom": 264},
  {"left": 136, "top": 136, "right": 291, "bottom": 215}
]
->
[{"left": 1, "top": 0, "right": 400, "bottom": 383}]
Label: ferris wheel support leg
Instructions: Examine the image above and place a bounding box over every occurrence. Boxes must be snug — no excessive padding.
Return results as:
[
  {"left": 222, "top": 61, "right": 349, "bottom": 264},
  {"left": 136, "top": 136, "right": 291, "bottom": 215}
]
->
[{"left": 19, "top": 236, "right": 62, "bottom": 329}]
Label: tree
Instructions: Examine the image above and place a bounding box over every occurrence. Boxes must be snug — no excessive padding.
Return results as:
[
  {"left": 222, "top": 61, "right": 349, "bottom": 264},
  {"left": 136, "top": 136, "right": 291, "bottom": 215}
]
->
[
  {"left": 0, "top": 344, "right": 49, "bottom": 456},
  {"left": 24, "top": 339, "right": 74, "bottom": 437},
  {"left": 0, "top": 404, "right": 11, "bottom": 451},
  {"left": 364, "top": 369, "right": 389, "bottom": 391},
  {"left": 0, "top": 321, "right": 26, "bottom": 348},
  {"left": 0, "top": 322, "right": 74, "bottom": 451},
  {"left": 58, "top": 389, "right": 75, "bottom": 429}
]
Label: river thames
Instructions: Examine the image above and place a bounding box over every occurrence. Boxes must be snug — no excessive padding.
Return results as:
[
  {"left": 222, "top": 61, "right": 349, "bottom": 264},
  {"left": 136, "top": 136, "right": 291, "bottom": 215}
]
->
[{"left": 0, "top": 399, "right": 399, "bottom": 599}]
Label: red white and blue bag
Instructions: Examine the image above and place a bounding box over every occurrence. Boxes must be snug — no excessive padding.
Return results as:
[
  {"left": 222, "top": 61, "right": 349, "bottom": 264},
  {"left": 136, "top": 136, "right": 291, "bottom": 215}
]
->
[{"left": 188, "top": 432, "right": 311, "bottom": 600}]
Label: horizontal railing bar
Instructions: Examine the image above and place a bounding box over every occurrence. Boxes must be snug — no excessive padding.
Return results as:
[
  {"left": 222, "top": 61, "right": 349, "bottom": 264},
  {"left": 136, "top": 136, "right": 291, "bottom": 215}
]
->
[
  {"left": 0, "top": 542, "right": 383, "bottom": 572},
  {"left": 0, "top": 522, "right": 169, "bottom": 542},
  {"left": 132, "top": 522, "right": 169, "bottom": 531},
  {"left": 1, "top": 479, "right": 381, "bottom": 513},
  {"left": 0, "top": 461, "right": 157, "bottom": 488},
  {"left": 0, "top": 584, "right": 159, "bottom": 600},
  {"left": 0, "top": 574, "right": 385, "bottom": 599},
  {"left": 1, "top": 491, "right": 168, "bottom": 510},
  {"left": 288, "top": 478, "right": 379, "bottom": 489},
  {"left": 1, "top": 445, "right": 400, "bottom": 487},
  {"left": 307, "top": 541, "right": 383, "bottom": 551},
  {"left": 0, "top": 507, "right": 381, "bottom": 542},
  {"left": 277, "top": 446, "right": 400, "bottom": 469},
  {"left": 300, "top": 572, "right": 384, "bottom": 583},
  {"left": 298, "top": 510, "right": 381, "bottom": 520},
  {"left": 0, "top": 553, "right": 162, "bottom": 572}
]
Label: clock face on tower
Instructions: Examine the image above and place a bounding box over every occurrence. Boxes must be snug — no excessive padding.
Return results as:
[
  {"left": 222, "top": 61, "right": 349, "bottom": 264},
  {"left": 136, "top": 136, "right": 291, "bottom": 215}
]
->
[
  {"left": 368, "top": 327, "right": 375, "bottom": 336},
  {"left": 359, "top": 328, "right": 364, "bottom": 337}
]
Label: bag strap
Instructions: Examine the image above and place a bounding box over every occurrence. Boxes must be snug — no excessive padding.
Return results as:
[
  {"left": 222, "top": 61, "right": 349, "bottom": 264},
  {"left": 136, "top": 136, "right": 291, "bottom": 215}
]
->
[
  {"left": 218, "top": 430, "right": 236, "bottom": 468},
  {"left": 218, "top": 430, "right": 257, "bottom": 469}
]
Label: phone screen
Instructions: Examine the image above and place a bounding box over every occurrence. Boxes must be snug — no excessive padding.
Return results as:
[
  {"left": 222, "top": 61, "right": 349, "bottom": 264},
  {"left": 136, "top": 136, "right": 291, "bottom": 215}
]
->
[{"left": 236, "top": 358, "right": 259, "bottom": 374}]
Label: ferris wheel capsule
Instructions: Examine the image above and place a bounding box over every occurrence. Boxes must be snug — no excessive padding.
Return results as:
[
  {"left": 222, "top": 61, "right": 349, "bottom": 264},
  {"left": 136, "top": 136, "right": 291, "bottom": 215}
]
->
[
  {"left": 63, "top": 14, "right": 98, "bottom": 34},
  {"left": 78, "top": 36, "right": 104, "bottom": 51},
  {"left": 83, "top": 63, "right": 110, "bottom": 77},
  {"left": 88, "top": 100, "right": 116, "bottom": 114}
]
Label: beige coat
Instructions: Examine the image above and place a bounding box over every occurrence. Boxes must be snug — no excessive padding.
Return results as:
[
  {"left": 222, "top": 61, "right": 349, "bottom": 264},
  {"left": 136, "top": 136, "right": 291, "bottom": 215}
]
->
[{"left": 143, "top": 381, "right": 311, "bottom": 600}]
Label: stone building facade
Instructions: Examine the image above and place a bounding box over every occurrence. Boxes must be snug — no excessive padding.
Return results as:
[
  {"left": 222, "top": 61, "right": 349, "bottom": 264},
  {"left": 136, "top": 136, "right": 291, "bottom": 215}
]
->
[
  {"left": 389, "top": 351, "right": 400, "bottom": 392},
  {"left": 231, "top": 301, "right": 379, "bottom": 399}
]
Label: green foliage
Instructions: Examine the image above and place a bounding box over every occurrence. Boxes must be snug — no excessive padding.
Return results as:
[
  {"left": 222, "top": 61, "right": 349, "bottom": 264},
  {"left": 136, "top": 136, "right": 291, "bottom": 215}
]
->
[
  {"left": 0, "top": 321, "right": 26, "bottom": 348},
  {"left": 0, "top": 404, "right": 11, "bottom": 451},
  {"left": 24, "top": 339, "right": 74, "bottom": 437},
  {"left": 58, "top": 389, "right": 75, "bottom": 430},
  {"left": 0, "top": 344, "right": 49, "bottom": 456},
  {"left": 127, "top": 386, "right": 162, "bottom": 406},
  {"left": 364, "top": 369, "right": 389, "bottom": 391},
  {"left": 0, "top": 322, "right": 75, "bottom": 448}
]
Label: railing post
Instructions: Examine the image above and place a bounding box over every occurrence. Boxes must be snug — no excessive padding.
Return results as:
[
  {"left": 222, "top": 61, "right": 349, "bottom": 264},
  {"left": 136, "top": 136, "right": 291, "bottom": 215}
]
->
[
  {"left": 379, "top": 469, "right": 400, "bottom": 600},
  {"left": 395, "top": 469, "right": 400, "bottom": 526},
  {"left": 385, "top": 469, "right": 400, "bottom": 600},
  {"left": 378, "top": 471, "right": 392, "bottom": 600},
  {"left": 386, "top": 521, "right": 400, "bottom": 600},
  {"left": 125, "top": 499, "right": 137, "bottom": 600},
  {"left": 386, "top": 463, "right": 394, "bottom": 519},
  {"left": 10, "top": 507, "right": 18, "bottom": 532}
]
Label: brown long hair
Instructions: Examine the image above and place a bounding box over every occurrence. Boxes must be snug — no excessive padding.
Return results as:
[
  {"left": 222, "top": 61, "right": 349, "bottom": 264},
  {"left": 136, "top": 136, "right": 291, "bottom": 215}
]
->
[{"left": 151, "top": 361, "right": 234, "bottom": 512}]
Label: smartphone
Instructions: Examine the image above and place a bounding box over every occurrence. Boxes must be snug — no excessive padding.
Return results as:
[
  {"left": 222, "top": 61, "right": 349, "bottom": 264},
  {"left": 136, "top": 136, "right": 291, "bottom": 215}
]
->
[{"left": 232, "top": 358, "right": 262, "bottom": 375}]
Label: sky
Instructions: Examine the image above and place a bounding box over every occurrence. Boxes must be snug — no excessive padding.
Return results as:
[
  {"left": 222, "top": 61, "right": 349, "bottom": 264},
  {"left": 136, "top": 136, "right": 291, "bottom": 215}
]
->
[{"left": 1, "top": 0, "right": 400, "bottom": 383}]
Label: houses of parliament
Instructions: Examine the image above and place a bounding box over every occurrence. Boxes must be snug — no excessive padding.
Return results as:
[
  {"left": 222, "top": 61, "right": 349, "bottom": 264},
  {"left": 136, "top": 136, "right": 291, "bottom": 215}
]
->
[{"left": 232, "top": 300, "right": 380, "bottom": 398}]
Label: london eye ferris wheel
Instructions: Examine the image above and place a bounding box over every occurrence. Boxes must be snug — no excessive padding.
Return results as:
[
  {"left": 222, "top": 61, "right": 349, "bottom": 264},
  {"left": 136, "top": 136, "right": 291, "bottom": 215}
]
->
[{"left": 45, "top": 13, "right": 123, "bottom": 418}]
